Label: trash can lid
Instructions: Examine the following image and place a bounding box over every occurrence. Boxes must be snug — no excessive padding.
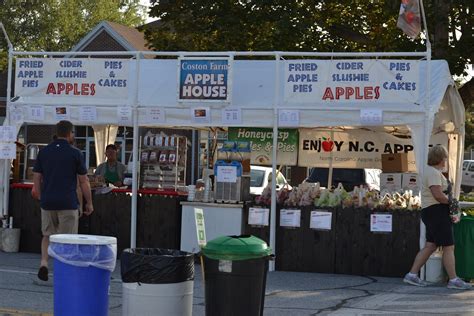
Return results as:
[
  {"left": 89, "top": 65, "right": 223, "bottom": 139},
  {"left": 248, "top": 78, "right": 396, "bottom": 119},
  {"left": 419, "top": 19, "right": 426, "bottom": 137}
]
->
[
  {"left": 50, "top": 234, "right": 117, "bottom": 245},
  {"left": 202, "top": 235, "right": 271, "bottom": 261}
]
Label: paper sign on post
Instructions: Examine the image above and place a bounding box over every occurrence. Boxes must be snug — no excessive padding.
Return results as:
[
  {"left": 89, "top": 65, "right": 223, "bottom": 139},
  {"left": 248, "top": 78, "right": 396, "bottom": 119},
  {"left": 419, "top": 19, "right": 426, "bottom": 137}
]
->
[
  {"left": 360, "top": 109, "right": 383, "bottom": 126},
  {"left": 117, "top": 106, "right": 132, "bottom": 124},
  {"left": 27, "top": 105, "right": 45, "bottom": 122},
  {"left": 0, "top": 143, "right": 16, "bottom": 159},
  {"left": 79, "top": 106, "right": 97, "bottom": 122},
  {"left": 278, "top": 110, "right": 300, "bottom": 127},
  {"left": 310, "top": 211, "right": 332, "bottom": 230},
  {"left": 0, "top": 126, "right": 16, "bottom": 142},
  {"left": 248, "top": 208, "right": 270, "bottom": 226},
  {"left": 194, "top": 208, "right": 207, "bottom": 247},
  {"left": 222, "top": 108, "right": 242, "bottom": 125},
  {"left": 280, "top": 209, "right": 301, "bottom": 228},
  {"left": 216, "top": 165, "right": 237, "bottom": 183},
  {"left": 191, "top": 107, "right": 211, "bottom": 124},
  {"left": 9, "top": 107, "right": 24, "bottom": 123},
  {"left": 54, "top": 107, "right": 69, "bottom": 121},
  {"left": 370, "top": 214, "right": 393, "bottom": 233},
  {"left": 146, "top": 108, "right": 166, "bottom": 124}
]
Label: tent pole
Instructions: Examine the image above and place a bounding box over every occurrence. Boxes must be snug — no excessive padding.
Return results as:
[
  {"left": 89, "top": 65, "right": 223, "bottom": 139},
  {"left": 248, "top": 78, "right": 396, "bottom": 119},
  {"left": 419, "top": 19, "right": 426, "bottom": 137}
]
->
[
  {"left": 327, "top": 129, "right": 334, "bottom": 189},
  {"left": 419, "top": 0, "right": 432, "bottom": 278},
  {"left": 2, "top": 23, "right": 13, "bottom": 218},
  {"left": 269, "top": 53, "right": 281, "bottom": 272},
  {"left": 191, "top": 130, "right": 196, "bottom": 184},
  {"left": 130, "top": 53, "right": 141, "bottom": 248}
]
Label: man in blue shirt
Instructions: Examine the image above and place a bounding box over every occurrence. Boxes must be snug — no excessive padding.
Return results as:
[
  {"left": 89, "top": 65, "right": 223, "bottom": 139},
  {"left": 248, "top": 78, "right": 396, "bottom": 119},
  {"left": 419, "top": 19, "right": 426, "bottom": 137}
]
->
[{"left": 33, "top": 120, "right": 94, "bottom": 281}]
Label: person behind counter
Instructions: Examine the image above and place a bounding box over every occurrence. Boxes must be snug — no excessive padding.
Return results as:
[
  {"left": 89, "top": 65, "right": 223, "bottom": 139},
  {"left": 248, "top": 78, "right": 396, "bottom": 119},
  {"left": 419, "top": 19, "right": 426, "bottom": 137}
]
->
[{"left": 94, "top": 144, "right": 126, "bottom": 186}]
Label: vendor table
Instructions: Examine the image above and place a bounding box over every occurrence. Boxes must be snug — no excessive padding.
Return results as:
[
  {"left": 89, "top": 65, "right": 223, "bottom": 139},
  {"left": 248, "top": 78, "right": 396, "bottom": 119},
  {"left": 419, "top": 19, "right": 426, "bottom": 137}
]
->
[
  {"left": 180, "top": 201, "right": 244, "bottom": 253},
  {"left": 454, "top": 216, "right": 474, "bottom": 280},
  {"left": 243, "top": 205, "right": 421, "bottom": 277},
  {"left": 9, "top": 183, "right": 186, "bottom": 255}
]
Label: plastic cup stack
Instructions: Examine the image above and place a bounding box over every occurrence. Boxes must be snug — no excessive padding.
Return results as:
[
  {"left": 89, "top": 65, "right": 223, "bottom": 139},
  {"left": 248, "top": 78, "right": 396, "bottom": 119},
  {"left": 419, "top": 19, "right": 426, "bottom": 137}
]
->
[{"left": 188, "top": 185, "right": 196, "bottom": 202}]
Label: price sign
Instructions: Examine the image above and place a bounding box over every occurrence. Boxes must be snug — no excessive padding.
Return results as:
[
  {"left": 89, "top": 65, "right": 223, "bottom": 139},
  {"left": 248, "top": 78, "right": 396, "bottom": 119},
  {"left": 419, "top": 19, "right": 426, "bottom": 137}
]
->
[
  {"left": 117, "top": 106, "right": 132, "bottom": 124},
  {"left": 0, "top": 126, "right": 16, "bottom": 142},
  {"left": 310, "top": 211, "right": 332, "bottom": 230},
  {"left": 280, "top": 209, "right": 301, "bottom": 227},
  {"left": 278, "top": 110, "right": 300, "bottom": 127},
  {"left": 28, "top": 105, "right": 45, "bottom": 121},
  {"left": 194, "top": 208, "right": 207, "bottom": 247},
  {"left": 370, "top": 213, "right": 393, "bottom": 233},
  {"left": 360, "top": 109, "right": 383, "bottom": 126},
  {"left": 222, "top": 108, "right": 242, "bottom": 125},
  {"left": 79, "top": 106, "right": 97, "bottom": 122},
  {"left": 248, "top": 208, "right": 270, "bottom": 226},
  {"left": 0, "top": 143, "right": 16, "bottom": 159},
  {"left": 216, "top": 165, "right": 237, "bottom": 183},
  {"left": 146, "top": 108, "right": 166, "bottom": 124}
]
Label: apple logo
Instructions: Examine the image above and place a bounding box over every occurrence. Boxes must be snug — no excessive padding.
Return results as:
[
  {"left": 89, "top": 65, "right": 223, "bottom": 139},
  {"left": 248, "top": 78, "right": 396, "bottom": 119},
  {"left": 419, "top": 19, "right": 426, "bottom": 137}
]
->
[
  {"left": 405, "top": 11, "right": 415, "bottom": 24},
  {"left": 322, "top": 137, "right": 334, "bottom": 152}
]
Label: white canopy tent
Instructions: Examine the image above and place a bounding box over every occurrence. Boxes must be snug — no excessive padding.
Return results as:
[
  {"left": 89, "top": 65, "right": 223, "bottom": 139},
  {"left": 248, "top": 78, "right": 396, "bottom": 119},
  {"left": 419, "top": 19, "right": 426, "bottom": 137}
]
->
[{"left": 0, "top": 50, "right": 465, "bottom": 272}]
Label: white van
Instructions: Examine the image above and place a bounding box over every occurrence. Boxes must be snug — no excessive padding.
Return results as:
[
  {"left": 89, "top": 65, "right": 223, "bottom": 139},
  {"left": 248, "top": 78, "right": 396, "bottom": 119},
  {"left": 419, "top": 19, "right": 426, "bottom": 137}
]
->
[
  {"left": 305, "top": 167, "right": 381, "bottom": 191},
  {"left": 250, "top": 166, "right": 291, "bottom": 195},
  {"left": 461, "top": 160, "right": 474, "bottom": 192}
]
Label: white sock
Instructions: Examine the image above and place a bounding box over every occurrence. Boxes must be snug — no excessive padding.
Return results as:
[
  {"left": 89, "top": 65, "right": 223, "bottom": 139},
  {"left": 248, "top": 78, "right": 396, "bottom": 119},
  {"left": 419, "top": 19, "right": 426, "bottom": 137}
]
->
[
  {"left": 408, "top": 272, "right": 417, "bottom": 277},
  {"left": 449, "top": 278, "right": 458, "bottom": 282}
]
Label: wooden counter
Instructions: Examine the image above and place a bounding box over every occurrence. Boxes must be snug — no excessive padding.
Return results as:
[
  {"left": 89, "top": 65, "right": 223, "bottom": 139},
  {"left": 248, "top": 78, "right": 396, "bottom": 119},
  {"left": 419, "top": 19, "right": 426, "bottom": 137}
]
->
[{"left": 9, "top": 184, "right": 186, "bottom": 255}]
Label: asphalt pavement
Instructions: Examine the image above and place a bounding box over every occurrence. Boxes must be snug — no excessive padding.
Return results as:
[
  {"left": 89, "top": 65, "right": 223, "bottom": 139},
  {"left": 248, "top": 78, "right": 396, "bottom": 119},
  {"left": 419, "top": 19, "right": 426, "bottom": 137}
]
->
[{"left": 1, "top": 252, "right": 473, "bottom": 315}]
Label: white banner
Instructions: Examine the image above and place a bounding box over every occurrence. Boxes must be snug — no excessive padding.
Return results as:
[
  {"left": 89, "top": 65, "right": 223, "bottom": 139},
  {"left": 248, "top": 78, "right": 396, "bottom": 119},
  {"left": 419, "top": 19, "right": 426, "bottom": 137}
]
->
[
  {"left": 298, "top": 129, "right": 416, "bottom": 170},
  {"left": 298, "top": 129, "right": 448, "bottom": 170},
  {"left": 15, "top": 58, "right": 130, "bottom": 103},
  {"left": 284, "top": 60, "right": 419, "bottom": 106}
]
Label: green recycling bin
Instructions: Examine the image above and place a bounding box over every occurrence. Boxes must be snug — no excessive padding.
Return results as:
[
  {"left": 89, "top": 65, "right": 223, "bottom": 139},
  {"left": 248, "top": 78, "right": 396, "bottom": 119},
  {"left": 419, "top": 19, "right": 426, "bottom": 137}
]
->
[
  {"left": 202, "top": 235, "right": 272, "bottom": 316},
  {"left": 454, "top": 216, "right": 474, "bottom": 279}
]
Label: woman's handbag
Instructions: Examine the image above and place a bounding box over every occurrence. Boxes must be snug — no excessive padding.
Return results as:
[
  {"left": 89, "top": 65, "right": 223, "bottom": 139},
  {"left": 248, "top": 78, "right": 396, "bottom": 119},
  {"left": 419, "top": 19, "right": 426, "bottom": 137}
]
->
[{"left": 447, "top": 180, "right": 461, "bottom": 223}]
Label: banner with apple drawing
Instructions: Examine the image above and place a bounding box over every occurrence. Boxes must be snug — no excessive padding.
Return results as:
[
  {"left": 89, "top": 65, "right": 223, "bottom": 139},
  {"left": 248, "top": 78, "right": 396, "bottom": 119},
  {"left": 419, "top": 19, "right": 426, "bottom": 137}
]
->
[{"left": 298, "top": 129, "right": 448, "bottom": 171}]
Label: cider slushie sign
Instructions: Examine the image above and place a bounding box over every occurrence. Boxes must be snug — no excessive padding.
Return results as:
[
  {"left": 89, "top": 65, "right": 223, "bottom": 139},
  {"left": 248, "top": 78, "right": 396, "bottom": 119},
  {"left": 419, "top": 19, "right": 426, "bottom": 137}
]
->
[
  {"left": 15, "top": 58, "right": 129, "bottom": 103},
  {"left": 284, "top": 60, "right": 419, "bottom": 106},
  {"left": 178, "top": 58, "right": 231, "bottom": 102}
]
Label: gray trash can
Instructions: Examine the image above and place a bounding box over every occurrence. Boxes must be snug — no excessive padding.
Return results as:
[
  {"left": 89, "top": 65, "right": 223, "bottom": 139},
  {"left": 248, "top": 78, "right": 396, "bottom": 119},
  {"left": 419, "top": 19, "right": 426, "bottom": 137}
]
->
[{"left": 121, "top": 248, "right": 194, "bottom": 316}]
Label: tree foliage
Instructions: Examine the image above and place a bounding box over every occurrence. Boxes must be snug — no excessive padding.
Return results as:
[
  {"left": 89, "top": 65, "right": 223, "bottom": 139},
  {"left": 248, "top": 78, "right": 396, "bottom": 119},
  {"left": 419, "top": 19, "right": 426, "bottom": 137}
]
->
[
  {"left": 0, "top": 0, "right": 145, "bottom": 68},
  {"left": 146, "top": 0, "right": 472, "bottom": 78}
]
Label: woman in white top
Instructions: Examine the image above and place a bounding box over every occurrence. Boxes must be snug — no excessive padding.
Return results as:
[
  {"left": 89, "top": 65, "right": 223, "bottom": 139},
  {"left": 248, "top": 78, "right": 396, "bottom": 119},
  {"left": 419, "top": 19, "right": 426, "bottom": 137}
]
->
[{"left": 403, "top": 145, "right": 471, "bottom": 290}]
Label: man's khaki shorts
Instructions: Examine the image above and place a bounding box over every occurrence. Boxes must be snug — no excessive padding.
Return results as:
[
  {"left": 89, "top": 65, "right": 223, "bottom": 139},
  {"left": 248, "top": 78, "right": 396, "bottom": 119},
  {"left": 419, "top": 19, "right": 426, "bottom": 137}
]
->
[{"left": 41, "top": 209, "right": 79, "bottom": 236}]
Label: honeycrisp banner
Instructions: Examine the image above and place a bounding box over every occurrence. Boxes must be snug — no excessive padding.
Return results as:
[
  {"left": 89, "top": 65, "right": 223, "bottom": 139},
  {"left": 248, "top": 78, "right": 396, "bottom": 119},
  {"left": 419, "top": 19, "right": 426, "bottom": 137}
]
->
[{"left": 228, "top": 127, "right": 298, "bottom": 166}]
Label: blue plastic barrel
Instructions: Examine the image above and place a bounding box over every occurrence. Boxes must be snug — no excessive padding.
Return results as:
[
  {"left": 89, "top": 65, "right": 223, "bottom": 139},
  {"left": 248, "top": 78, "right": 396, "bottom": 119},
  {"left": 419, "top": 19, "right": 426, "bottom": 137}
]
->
[{"left": 49, "top": 234, "right": 117, "bottom": 316}]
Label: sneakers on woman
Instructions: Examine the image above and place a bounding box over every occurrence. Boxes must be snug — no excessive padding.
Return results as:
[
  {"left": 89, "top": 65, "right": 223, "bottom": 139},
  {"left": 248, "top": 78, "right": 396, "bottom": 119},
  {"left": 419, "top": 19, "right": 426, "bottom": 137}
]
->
[
  {"left": 447, "top": 278, "right": 472, "bottom": 290},
  {"left": 403, "top": 273, "right": 427, "bottom": 287}
]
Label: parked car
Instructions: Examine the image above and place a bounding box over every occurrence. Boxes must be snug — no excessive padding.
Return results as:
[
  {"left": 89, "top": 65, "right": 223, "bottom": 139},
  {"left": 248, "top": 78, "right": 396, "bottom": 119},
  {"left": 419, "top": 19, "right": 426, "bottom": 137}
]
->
[
  {"left": 305, "top": 167, "right": 381, "bottom": 191},
  {"left": 461, "top": 160, "right": 474, "bottom": 192},
  {"left": 250, "top": 166, "right": 291, "bottom": 195}
]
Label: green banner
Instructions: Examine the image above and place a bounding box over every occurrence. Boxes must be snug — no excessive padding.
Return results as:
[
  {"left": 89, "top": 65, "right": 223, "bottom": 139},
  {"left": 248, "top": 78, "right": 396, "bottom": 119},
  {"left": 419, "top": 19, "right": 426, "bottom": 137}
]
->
[{"left": 228, "top": 127, "right": 298, "bottom": 166}]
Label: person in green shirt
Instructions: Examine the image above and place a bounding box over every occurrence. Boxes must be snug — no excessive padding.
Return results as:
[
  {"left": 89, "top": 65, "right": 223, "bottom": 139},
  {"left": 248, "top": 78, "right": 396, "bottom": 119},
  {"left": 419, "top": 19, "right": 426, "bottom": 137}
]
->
[{"left": 94, "top": 144, "right": 126, "bottom": 186}]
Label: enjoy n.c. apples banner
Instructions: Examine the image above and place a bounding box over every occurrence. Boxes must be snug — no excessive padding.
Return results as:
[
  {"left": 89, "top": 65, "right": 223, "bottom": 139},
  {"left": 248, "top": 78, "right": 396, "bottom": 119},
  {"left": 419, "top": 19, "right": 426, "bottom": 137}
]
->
[
  {"left": 298, "top": 129, "right": 416, "bottom": 170},
  {"left": 298, "top": 129, "right": 449, "bottom": 170}
]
